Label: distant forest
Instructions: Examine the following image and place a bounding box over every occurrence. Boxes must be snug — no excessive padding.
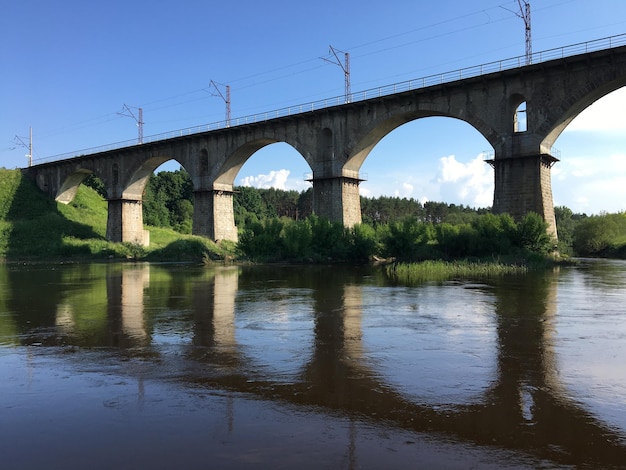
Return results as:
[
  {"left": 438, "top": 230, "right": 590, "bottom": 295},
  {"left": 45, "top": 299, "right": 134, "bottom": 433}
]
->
[
  {"left": 129, "top": 168, "right": 490, "bottom": 229},
  {"left": 84, "top": 169, "right": 626, "bottom": 259}
]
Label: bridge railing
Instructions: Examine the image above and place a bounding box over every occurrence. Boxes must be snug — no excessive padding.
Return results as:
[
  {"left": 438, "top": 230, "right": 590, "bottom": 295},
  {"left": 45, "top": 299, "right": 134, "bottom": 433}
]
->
[{"left": 34, "top": 33, "right": 626, "bottom": 165}]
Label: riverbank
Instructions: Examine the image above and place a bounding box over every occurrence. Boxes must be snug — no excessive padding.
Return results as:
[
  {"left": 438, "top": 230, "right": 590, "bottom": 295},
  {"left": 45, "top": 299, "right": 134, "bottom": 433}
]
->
[
  {"left": 0, "top": 168, "right": 559, "bottom": 273},
  {"left": 0, "top": 169, "right": 235, "bottom": 264}
]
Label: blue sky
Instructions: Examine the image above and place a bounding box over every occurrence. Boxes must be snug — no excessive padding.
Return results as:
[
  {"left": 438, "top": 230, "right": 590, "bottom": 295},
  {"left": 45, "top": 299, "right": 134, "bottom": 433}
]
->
[{"left": 2, "top": 0, "right": 626, "bottom": 214}]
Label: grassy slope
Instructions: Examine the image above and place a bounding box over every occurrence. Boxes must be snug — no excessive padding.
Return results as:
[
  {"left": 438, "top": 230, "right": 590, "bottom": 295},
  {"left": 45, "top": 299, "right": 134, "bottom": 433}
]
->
[{"left": 0, "top": 169, "right": 232, "bottom": 262}]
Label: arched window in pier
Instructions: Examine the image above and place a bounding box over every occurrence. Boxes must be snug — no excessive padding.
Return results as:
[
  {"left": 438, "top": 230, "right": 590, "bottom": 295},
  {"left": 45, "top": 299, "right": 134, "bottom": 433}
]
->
[{"left": 514, "top": 101, "right": 527, "bottom": 133}]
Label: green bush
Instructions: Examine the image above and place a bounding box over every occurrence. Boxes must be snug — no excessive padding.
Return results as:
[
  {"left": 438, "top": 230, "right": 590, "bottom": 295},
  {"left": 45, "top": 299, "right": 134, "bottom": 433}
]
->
[
  {"left": 436, "top": 223, "right": 477, "bottom": 259},
  {"left": 238, "top": 219, "right": 285, "bottom": 261},
  {"left": 516, "top": 212, "right": 554, "bottom": 254},
  {"left": 310, "top": 216, "right": 349, "bottom": 260},
  {"left": 348, "top": 223, "right": 378, "bottom": 262},
  {"left": 573, "top": 213, "right": 626, "bottom": 256},
  {"left": 383, "top": 217, "right": 435, "bottom": 260},
  {"left": 470, "top": 213, "right": 517, "bottom": 255},
  {"left": 282, "top": 218, "right": 313, "bottom": 260}
]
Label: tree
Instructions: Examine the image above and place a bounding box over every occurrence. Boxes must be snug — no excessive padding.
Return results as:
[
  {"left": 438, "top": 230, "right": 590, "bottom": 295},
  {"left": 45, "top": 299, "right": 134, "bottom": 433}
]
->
[
  {"left": 573, "top": 213, "right": 626, "bottom": 256},
  {"left": 516, "top": 212, "right": 553, "bottom": 254},
  {"left": 143, "top": 168, "right": 193, "bottom": 232},
  {"left": 234, "top": 186, "right": 270, "bottom": 226},
  {"left": 83, "top": 174, "right": 107, "bottom": 198},
  {"left": 554, "top": 206, "right": 576, "bottom": 255},
  {"left": 470, "top": 213, "right": 517, "bottom": 255}
]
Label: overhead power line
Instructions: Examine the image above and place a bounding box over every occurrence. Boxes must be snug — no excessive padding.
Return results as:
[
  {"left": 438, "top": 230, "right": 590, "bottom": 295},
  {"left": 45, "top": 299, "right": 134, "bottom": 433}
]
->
[
  {"left": 519, "top": 0, "right": 533, "bottom": 64},
  {"left": 118, "top": 104, "right": 144, "bottom": 144},
  {"left": 208, "top": 80, "right": 231, "bottom": 127},
  {"left": 13, "top": 127, "right": 33, "bottom": 167},
  {"left": 322, "top": 45, "right": 352, "bottom": 104},
  {"left": 503, "top": 0, "right": 532, "bottom": 64},
  {"left": 20, "top": 0, "right": 564, "bottom": 149}
]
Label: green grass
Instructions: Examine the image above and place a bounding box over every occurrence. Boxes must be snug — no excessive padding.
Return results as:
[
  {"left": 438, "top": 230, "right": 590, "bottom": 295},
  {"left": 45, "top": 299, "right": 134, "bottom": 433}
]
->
[
  {"left": 385, "top": 259, "right": 530, "bottom": 285},
  {"left": 0, "top": 169, "right": 234, "bottom": 262}
]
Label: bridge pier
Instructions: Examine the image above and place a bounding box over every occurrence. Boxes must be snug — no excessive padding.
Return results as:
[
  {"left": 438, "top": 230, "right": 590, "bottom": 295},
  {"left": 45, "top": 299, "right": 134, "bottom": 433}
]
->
[
  {"left": 312, "top": 174, "right": 363, "bottom": 226},
  {"left": 193, "top": 189, "right": 238, "bottom": 242},
  {"left": 106, "top": 198, "right": 149, "bottom": 246},
  {"left": 490, "top": 154, "right": 558, "bottom": 239}
]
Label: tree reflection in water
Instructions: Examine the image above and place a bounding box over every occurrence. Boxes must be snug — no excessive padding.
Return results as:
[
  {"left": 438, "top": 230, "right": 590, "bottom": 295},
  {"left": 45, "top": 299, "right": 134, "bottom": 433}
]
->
[{"left": 1, "top": 262, "right": 625, "bottom": 468}]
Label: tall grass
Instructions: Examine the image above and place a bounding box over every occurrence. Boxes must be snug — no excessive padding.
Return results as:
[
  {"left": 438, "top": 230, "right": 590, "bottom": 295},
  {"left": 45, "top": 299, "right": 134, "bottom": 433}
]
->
[{"left": 385, "top": 260, "right": 529, "bottom": 285}]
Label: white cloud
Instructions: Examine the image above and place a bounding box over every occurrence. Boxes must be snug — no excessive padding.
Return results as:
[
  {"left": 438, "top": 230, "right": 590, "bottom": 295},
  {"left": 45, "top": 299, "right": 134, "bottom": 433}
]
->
[
  {"left": 238, "top": 169, "right": 312, "bottom": 192},
  {"left": 360, "top": 186, "right": 372, "bottom": 197},
  {"left": 436, "top": 154, "right": 493, "bottom": 207},
  {"left": 394, "top": 182, "right": 414, "bottom": 198},
  {"left": 239, "top": 169, "right": 290, "bottom": 189},
  {"left": 552, "top": 153, "right": 626, "bottom": 214},
  {"left": 565, "top": 87, "right": 626, "bottom": 133}
]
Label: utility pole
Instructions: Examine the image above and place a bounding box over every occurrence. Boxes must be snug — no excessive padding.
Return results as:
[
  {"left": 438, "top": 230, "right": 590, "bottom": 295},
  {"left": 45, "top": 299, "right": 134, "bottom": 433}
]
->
[
  {"left": 500, "top": 0, "right": 533, "bottom": 65},
  {"left": 118, "top": 104, "right": 144, "bottom": 144},
  {"left": 209, "top": 80, "right": 231, "bottom": 127},
  {"left": 519, "top": 0, "right": 532, "bottom": 65},
  {"left": 503, "top": 1, "right": 532, "bottom": 65},
  {"left": 14, "top": 126, "right": 32, "bottom": 167},
  {"left": 322, "top": 45, "right": 351, "bottom": 103}
]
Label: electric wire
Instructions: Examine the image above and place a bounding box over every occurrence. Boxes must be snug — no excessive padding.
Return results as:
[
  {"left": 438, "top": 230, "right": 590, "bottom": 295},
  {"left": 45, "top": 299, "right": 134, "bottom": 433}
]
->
[{"left": 20, "top": 0, "right": 588, "bottom": 152}]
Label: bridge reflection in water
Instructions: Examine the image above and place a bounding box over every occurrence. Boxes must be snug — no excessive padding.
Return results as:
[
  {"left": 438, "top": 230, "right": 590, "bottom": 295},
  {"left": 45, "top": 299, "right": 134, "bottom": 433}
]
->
[{"left": 4, "top": 263, "right": 626, "bottom": 467}]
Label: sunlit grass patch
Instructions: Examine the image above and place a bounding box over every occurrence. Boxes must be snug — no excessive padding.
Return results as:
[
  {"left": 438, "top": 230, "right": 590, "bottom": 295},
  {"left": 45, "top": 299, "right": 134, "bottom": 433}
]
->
[
  {"left": 385, "top": 260, "right": 528, "bottom": 285},
  {"left": 146, "top": 227, "right": 236, "bottom": 262}
]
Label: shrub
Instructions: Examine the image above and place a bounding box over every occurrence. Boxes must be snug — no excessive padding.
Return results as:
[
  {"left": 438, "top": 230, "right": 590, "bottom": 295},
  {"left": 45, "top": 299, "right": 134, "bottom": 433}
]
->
[
  {"left": 348, "top": 223, "right": 378, "bottom": 262},
  {"left": 310, "top": 216, "right": 349, "bottom": 260},
  {"left": 516, "top": 212, "right": 553, "bottom": 254},
  {"left": 435, "top": 223, "right": 476, "bottom": 258},
  {"left": 573, "top": 213, "right": 626, "bottom": 256},
  {"left": 469, "top": 213, "right": 517, "bottom": 255},
  {"left": 237, "top": 219, "right": 284, "bottom": 261},
  {"left": 282, "top": 218, "right": 313, "bottom": 260},
  {"left": 383, "top": 217, "right": 435, "bottom": 260}
]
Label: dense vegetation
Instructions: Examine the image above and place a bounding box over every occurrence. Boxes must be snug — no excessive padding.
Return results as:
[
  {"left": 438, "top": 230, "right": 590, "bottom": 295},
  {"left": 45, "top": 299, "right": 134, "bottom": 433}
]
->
[
  {"left": 142, "top": 168, "right": 626, "bottom": 262},
  {"left": 3, "top": 167, "right": 626, "bottom": 264},
  {"left": 0, "top": 169, "right": 233, "bottom": 262}
]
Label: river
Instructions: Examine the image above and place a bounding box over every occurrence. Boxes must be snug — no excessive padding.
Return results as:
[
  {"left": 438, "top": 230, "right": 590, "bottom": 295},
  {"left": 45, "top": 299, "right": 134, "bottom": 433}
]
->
[{"left": 1, "top": 260, "right": 625, "bottom": 469}]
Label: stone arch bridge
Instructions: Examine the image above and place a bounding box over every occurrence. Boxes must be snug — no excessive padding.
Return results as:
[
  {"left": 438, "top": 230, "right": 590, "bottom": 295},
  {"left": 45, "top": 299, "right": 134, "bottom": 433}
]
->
[{"left": 24, "top": 35, "right": 626, "bottom": 245}]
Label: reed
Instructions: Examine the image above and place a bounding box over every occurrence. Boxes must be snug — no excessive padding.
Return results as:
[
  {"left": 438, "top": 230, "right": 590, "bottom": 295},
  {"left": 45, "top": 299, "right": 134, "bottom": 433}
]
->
[{"left": 385, "top": 260, "right": 528, "bottom": 285}]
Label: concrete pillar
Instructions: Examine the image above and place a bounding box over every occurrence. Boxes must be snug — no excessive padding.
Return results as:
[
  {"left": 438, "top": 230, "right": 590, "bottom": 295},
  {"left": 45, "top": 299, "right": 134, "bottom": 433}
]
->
[
  {"left": 312, "top": 174, "right": 362, "bottom": 226},
  {"left": 491, "top": 154, "right": 558, "bottom": 239},
  {"left": 193, "top": 189, "right": 238, "bottom": 242},
  {"left": 106, "top": 198, "right": 149, "bottom": 246}
]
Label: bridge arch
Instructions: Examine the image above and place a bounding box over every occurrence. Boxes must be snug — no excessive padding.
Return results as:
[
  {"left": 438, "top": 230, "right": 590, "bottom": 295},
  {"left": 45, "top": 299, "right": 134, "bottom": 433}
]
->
[
  {"left": 552, "top": 86, "right": 626, "bottom": 214},
  {"left": 53, "top": 163, "right": 112, "bottom": 204},
  {"left": 345, "top": 109, "right": 496, "bottom": 176},
  {"left": 121, "top": 156, "right": 175, "bottom": 200},
  {"left": 24, "top": 41, "right": 626, "bottom": 245},
  {"left": 542, "top": 79, "right": 626, "bottom": 150},
  {"left": 55, "top": 169, "right": 94, "bottom": 204},
  {"left": 214, "top": 138, "right": 285, "bottom": 188},
  {"left": 355, "top": 116, "right": 494, "bottom": 207},
  {"left": 193, "top": 138, "right": 312, "bottom": 241}
]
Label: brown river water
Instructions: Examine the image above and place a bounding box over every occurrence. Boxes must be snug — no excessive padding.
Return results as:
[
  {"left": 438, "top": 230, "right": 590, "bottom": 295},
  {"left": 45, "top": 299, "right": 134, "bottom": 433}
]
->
[{"left": 1, "top": 260, "right": 625, "bottom": 469}]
